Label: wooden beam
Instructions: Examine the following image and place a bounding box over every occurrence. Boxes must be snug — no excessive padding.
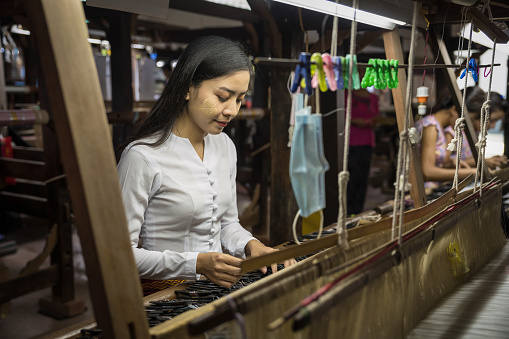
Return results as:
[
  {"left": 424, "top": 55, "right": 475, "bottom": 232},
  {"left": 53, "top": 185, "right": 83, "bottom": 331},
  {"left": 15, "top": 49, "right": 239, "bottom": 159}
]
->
[
  {"left": 309, "top": 29, "right": 350, "bottom": 54},
  {"left": 248, "top": 0, "right": 283, "bottom": 58},
  {"left": 467, "top": 7, "right": 509, "bottom": 44},
  {"left": 0, "top": 191, "right": 48, "bottom": 218},
  {"left": 383, "top": 29, "right": 427, "bottom": 208},
  {"left": 160, "top": 27, "right": 252, "bottom": 44},
  {"left": 356, "top": 29, "right": 388, "bottom": 53},
  {"left": 0, "top": 158, "right": 48, "bottom": 181},
  {"left": 268, "top": 65, "right": 298, "bottom": 246},
  {"left": 12, "top": 146, "right": 45, "bottom": 161},
  {"left": 26, "top": 0, "right": 149, "bottom": 338},
  {"left": 0, "top": 266, "right": 58, "bottom": 304}
]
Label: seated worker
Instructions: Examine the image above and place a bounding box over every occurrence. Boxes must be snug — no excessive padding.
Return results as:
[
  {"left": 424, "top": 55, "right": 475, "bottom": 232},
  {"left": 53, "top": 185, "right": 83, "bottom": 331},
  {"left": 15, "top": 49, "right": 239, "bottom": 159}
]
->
[
  {"left": 416, "top": 96, "right": 477, "bottom": 189},
  {"left": 445, "top": 86, "right": 508, "bottom": 169},
  {"left": 117, "top": 36, "right": 296, "bottom": 294}
]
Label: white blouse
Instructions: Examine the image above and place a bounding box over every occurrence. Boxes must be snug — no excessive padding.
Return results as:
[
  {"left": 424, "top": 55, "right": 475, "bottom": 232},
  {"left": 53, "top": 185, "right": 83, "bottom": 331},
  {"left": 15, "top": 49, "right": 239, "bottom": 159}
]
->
[{"left": 117, "top": 133, "right": 256, "bottom": 280}]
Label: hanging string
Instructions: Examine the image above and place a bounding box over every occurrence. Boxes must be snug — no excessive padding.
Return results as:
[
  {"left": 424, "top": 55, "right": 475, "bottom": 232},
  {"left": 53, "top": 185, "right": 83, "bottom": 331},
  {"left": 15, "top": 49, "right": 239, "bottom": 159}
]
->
[
  {"left": 456, "top": 7, "right": 467, "bottom": 66},
  {"left": 336, "top": 0, "right": 358, "bottom": 249},
  {"left": 451, "top": 18, "right": 473, "bottom": 191},
  {"left": 226, "top": 296, "right": 247, "bottom": 339},
  {"left": 419, "top": 1, "right": 451, "bottom": 140},
  {"left": 298, "top": 8, "right": 309, "bottom": 53},
  {"left": 330, "top": 0, "right": 339, "bottom": 57},
  {"left": 474, "top": 38, "right": 497, "bottom": 194},
  {"left": 421, "top": 14, "right": 430, "bottom": 86},
  {"left": 390, "top": 0, "right": 419, "bottom": 244}
]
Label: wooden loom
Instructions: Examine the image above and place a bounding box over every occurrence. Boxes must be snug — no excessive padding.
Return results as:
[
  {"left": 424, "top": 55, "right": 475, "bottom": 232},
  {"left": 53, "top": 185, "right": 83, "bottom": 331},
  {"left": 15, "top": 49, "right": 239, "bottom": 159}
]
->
[{"left": 15, "top": 0, "right": 508, "bottom": 338}]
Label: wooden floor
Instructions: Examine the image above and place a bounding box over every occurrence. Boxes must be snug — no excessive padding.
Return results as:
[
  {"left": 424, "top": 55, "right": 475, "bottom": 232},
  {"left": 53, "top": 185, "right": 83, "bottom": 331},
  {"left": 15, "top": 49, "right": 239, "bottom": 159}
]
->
[{"left": 408, "top": 241, "right": 509, "bottom": 339}]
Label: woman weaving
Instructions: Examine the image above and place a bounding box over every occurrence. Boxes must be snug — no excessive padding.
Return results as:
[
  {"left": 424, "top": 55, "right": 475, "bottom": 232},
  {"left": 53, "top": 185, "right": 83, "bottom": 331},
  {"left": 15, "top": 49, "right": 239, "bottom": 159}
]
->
[{"left": 117, "top": 36, "right": 295, "bottom": 293}]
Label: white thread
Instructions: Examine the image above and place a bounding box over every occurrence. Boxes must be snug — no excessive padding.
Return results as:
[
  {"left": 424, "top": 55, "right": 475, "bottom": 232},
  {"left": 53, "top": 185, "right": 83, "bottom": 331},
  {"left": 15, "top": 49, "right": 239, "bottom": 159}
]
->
[
  {"left": 474, "top": 38, "right": 497, "bottom": 194},
  {"left": 447, "top": 117, "right": 465, "bottom": 151},
  {"left": 292, "top": 210, "right": 302, "bottom": 245},
  {"left": 452, "top": 19, "right": 473, "bottom": 191},
  {"left": 391, "top": 1, "right": 419, "bottom": 244},
  {"left": 336, "top": 0, "right": 358, "bottom": 249},
  {"left": 292, "top": 209, "right": 324, "bottom": 246},
  {"left": 330, "top": 0, "right": 339, "bottom": 57}
]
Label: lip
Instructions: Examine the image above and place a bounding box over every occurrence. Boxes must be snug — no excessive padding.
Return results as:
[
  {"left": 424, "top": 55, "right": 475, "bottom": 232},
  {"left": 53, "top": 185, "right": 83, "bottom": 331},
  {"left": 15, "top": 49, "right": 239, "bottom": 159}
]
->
[{"left": 215, "top": 120, "right": 228, "bottom": 127}]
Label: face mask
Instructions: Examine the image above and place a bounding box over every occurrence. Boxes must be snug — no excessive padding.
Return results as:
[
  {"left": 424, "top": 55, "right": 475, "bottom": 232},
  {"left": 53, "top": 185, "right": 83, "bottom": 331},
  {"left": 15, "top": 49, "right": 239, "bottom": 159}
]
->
[{"left": 289, "top": 106, "right": 330, "bottom": 217}]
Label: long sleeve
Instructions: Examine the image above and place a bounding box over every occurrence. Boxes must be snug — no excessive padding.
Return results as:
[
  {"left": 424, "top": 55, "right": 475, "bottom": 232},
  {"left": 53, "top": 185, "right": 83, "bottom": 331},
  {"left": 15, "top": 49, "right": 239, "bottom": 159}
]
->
[
  {"left": 220, "top": 135, "right": 257, "bottom": 258},
  {"left": 117, "top": 147, "right": 200, "bottom": 280}
]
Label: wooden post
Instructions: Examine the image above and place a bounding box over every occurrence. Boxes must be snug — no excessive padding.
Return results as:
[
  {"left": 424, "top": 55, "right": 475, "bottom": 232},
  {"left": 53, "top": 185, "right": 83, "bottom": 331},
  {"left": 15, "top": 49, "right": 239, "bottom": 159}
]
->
[
  {"left": 26, "top": 0, "right": 149, "bottom": 337},
  {"left": 269, "top": 64, "right": 298, "bottom": 246},
  {"left": 321, "top": 89, "right": 340, "bottom": 226},
  {"left": 108, "top": 10, "right": 134, "bottom": 156},
  {"left": 383, "top": 29, "right": 427, "bottom": 208}
]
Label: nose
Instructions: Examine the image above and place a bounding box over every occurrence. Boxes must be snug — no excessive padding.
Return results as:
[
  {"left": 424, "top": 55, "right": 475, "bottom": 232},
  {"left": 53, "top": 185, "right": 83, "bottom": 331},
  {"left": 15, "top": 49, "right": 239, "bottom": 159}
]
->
[{"left": 222, "top": 100, "right": 239, "bottom": 120}]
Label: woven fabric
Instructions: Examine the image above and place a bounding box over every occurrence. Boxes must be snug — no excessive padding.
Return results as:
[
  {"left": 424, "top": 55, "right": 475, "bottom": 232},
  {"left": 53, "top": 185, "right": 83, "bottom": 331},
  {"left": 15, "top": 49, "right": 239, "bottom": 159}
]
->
[{"left": 141, "top": 279, "right": 186, "bottom": 296}]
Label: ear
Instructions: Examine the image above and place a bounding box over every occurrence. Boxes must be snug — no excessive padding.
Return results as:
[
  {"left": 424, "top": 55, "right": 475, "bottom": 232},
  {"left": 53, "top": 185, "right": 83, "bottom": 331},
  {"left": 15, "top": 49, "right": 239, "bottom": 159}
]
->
[{"left": 185, "top": 92, "right": 190, "bottom": 100}]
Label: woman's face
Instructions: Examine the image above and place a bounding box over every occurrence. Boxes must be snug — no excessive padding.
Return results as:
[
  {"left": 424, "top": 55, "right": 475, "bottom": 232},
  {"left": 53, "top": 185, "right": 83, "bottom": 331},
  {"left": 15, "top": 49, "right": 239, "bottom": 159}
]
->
[
  {"left": 448, "top": 106, "right": 459, "bottom": 127},
  {"left": 489, "top": 108, "right": 505, "bottom": 130},
  {"left": 185, "top": 71, "right": 250, "bottom": 136},
  {"left": 469, "top": 108, "right": 505, "bottom": 132}
]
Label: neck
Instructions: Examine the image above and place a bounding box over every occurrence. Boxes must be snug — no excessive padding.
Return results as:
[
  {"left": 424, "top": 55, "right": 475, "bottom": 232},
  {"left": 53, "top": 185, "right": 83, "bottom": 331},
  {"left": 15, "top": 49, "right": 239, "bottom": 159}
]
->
[
  {"left": 174, "top": 113, "right": 207, "bottom": 146},
  {"left": 434, "top": 109, "right": 452, "bottom": 129}
]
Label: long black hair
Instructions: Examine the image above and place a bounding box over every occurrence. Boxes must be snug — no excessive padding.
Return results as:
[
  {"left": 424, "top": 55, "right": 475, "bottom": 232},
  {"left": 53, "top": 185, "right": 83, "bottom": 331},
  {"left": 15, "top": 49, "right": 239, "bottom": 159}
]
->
[
  {"left": 123, "top": 36, "right": 254, "bottom": 150},
  {"left": 465, "top": 86, "right": 507, "bottom": 119},
  {"left": 434, "top": 86, "right": 507, "bottom": 116}
]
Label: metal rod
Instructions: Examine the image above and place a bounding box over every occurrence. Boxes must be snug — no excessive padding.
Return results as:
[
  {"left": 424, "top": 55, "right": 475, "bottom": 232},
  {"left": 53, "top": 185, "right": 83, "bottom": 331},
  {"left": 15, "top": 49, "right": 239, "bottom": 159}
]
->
[{"left": 254, "top": 57, "right": 500, "bottom": 69}]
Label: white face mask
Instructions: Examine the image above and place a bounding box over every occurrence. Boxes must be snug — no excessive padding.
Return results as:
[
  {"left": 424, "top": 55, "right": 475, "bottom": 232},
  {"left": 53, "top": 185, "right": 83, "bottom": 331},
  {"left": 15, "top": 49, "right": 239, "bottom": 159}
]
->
[{"left": 289, "top": 106, "right": 330, "bottom": 217}]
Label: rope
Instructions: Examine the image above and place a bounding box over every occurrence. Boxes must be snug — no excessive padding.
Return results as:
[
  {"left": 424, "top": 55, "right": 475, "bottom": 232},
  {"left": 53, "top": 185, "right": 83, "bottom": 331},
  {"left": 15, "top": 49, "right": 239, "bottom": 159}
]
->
[
  {"left": 226, "top": 296, "right": 247, "bottom": 339},
  {"left": 298, "top": 8, "right": 309, "bottom": 53},
  {"left": 474, "top": 38, "right": 497, "bottom": 194},
  {"left": 391, "top": 1, "right": 419, "bottom": 244},
  {"left": 451, "top": 18, "right": 473, "bottom": 191},
  {"left": 336, "top": 0, "right": 358, "bottom": 249},
  {"left": 292, "top": 209, "right": 324, "bottom": 245},
  {"left": 330, "top": 0, "right": 339, "bottom": 57}
]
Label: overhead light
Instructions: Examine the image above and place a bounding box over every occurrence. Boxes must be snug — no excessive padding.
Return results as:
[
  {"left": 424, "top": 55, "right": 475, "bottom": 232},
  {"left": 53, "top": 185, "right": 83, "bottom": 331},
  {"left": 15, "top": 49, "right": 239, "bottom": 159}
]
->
[
  {"left": 156, "top": 60, "right": 165, "bottom": 67},
  {"left": 11, "top": 25, "right": 30, "bottom": 35},
  {"left": 205, "top": 0, "right": 251, "bottom": 10},
  {"left": 87, "top": 38, "right": 102, "bottom": 44},
  {"left": 271, "top": 0, "right": 406, "bottom": 30},
  {"left": 131, "top": 44, "right": 145, "bottom": 49}
]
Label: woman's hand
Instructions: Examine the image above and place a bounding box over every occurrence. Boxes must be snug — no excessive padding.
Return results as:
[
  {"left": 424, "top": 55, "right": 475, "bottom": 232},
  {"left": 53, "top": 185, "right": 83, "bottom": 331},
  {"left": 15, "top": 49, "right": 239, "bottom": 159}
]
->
[
  {"left": 245, "top": 239, "right": 297, "bottom": 274},
  {"left": 459, "top": 160, "right": 471, "bottom": 168},
  {"left": 196, "top": 252, "right": 242, "bottom": 288},
  {"left": 486, "top": 155, "right": 508, "bottom": 169}
]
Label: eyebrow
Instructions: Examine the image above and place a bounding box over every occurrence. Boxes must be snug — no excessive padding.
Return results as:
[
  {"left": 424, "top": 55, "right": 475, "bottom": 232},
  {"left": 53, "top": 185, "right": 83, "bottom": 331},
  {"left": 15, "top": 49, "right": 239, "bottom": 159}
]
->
[{"left": 219, "top": 87, "right": 248, "bottom": 96}]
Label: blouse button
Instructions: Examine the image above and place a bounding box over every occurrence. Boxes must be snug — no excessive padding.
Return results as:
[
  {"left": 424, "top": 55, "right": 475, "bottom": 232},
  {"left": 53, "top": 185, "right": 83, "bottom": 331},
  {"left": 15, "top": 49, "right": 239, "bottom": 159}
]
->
[
  {"left": 212, "top": 192, "right": 218, "bottom": 199},
  {"left": 211, "top": 216, "right": 217, "bottom": 222},
  {"left": 212, "top": 204, "right": 218, "bottom": 211},
  {"left": 209, "top": 239, "right": 214, "bottom": 245},
  {"left": 207, "top": 168, "right": 212, "bottom": 174},
  {"left": 211, "top": 227, "right": 216, "bottom": 233},
  {"left": 209, "top": 179, "right": 214, "bottom": 185}
]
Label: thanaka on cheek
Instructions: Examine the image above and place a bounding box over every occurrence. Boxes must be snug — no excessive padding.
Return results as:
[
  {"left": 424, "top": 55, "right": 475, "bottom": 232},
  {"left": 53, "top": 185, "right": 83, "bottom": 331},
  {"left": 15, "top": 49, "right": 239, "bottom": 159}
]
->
[{"left": 199, "top": 98, "right": 217, "bottom": 116}]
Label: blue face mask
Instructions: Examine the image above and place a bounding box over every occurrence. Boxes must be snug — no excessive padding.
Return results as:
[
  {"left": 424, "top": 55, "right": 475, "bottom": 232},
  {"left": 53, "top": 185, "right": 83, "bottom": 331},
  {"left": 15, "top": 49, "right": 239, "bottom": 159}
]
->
[{"left": 289, "top": 106, "right": 330, "bottom": 217}]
